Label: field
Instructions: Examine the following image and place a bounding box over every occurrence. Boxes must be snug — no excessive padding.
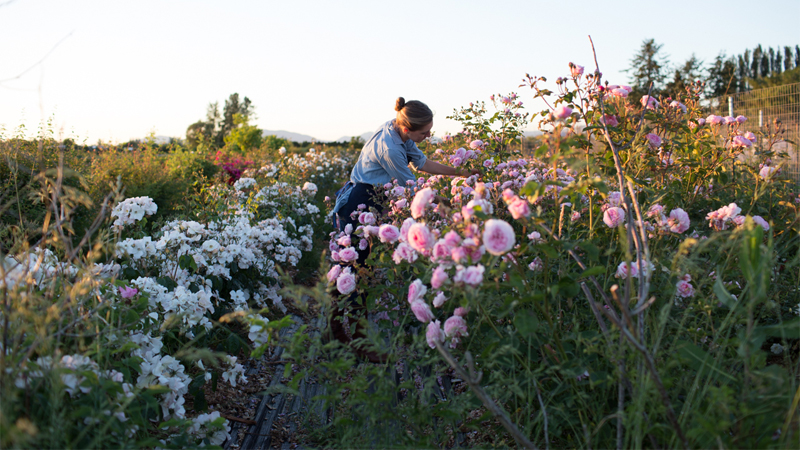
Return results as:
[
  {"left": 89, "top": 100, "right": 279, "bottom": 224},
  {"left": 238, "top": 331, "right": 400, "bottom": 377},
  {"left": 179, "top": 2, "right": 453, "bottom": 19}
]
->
[{"left": 1, "top": 62, "right": 799, "bottom": 449}]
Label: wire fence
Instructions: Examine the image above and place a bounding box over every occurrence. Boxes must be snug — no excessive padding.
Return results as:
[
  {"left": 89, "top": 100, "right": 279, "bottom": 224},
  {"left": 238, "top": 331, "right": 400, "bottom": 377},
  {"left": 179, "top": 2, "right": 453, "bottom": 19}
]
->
[{"left": 707, "top": 82, "right": 800, "bottom": 185}]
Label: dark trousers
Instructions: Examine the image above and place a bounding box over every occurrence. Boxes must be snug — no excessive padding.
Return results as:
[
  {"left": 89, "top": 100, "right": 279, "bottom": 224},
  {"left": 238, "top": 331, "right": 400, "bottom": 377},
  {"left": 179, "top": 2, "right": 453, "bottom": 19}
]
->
[{"left": 335, "top": 183, "right": 385, "bottom": 307}]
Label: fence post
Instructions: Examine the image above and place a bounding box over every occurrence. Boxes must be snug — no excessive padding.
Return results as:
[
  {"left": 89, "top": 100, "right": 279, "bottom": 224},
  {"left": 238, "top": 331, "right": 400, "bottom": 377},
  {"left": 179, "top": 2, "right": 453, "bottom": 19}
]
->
[{"left": 728, "top": 96, "right": 734, "bottom": 117}]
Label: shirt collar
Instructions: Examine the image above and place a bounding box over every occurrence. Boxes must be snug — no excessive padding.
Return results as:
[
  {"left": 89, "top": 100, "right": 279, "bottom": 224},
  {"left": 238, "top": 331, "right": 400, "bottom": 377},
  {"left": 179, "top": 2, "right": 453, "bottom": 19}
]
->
[{"left": 387, "top": 120, "right": 405, "bottom": 146}]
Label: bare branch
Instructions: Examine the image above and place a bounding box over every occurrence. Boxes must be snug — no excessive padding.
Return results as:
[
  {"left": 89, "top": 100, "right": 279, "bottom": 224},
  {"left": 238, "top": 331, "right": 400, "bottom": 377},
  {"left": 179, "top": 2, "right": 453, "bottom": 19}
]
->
[
  {"left": 0, "top": 31, "right": 73, "bottom": 84},
  {"left": 434, "top": 342, "right": 538, "bottom": 449}
]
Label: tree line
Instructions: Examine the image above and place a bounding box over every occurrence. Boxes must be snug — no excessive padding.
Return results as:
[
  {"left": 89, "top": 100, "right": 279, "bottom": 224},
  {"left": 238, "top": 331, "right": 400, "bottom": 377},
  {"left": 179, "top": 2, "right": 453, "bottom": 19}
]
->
[{"left": 626, "top": 40, "right": 800, "bottom": 102}]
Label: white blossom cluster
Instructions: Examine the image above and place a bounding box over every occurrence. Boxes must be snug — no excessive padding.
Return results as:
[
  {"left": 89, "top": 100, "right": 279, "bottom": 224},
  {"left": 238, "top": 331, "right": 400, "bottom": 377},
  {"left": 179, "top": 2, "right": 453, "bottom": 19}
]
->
[
  {"left": 4, "top": 166, "right": 340, "bottom": 445},
  {"left": 187, "top": 411, "right": 231, "bottom": 446},
  {"left": 282, "top": 148, "right": 353, "bottom": 181},
  {"left": 110, "top": 196, "right": 158, "bottom": 228},
  {"left": 1, "top": 248, "right": 120, "bottom": 290}
]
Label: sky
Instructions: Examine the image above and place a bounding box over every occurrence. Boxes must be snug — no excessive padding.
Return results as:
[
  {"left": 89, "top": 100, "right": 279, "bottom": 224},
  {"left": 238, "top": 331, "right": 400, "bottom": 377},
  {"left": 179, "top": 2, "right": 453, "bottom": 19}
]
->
[{"left": 1, "top": 0, "right": 798, "bottom": 144}]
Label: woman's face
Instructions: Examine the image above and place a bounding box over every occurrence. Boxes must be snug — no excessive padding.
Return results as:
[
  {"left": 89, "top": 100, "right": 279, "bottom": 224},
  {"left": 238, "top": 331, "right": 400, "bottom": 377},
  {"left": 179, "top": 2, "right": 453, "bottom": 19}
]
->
[{"left": 404, "top": 122, "right": 433, "bottom": 143}]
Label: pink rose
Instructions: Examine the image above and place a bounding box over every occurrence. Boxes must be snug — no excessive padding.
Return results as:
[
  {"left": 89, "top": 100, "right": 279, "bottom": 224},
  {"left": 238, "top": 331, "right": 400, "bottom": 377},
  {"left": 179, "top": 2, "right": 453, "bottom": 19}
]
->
[
  {"left": 751, "top": 215, "right": 770, "bottom": 231},
  {"left": 431, "top": 240, "right": 452, "bottom": 263},
  {"left": 433, "top": 291, "right": 447, "bottom": 308},
  {"left": 394, "top": 198, "right": 408, "bottom": 209},
  {"left": 407, "top": 223, "right": 434, "bottom": 253},
  {"left": 553, "top": 105, "right": 573, "bottom": 120},
  {"left": 603, "top": 207, "right": 626, "bottom": 228},
  {"left": 378, "top": 224, "right": 400, "bottom": 243},
  {"left": 528, "top": 257, "right": 543, "bottom": 272},
  {"left": 338, "top": 247, "right": 359, "bottom": 262},
  {"left": 759, "top": 166, "right": 778, "bottom": 180},
  {"left": 615, "top": 261, "right": 638, "bottom": 279},
  {"left": 697, "top": 118, "right": 706, "bottom": 126},
  {"left": 426, "top": 320, "right": 445, "bottom": 349},
  {"left": 337, "top": 235, "right": 351, "bottom": 247},
  {"left": 508, "top": 197, "right": 530, "bottom": 220},
  {"left": 444, "top": 315, "right": 469, "bottom": 339},
  {"left": 399, "top": 218, "right": 415, "bottom": 242},
  {"left": 527, "top": 231, "right": 543, "bottom": 242},
  {"left": 330, "top": 251, "right": 340, "bottom": 262},
  {"left": 336, "top": 269, "right": 357, "bottom": 295},
  {"left": 392, "top": 242, "right": 418, "bottom": 264},
  {"left": 450, "top": 156, "right": 463, "bottom": 167},
  {"left": 601, "top": 115, "right": 619, "bottom": 127},
  {"left": 571, "top": 211, "right": 581, "bottom": 222},
  {"left": 410, "top": 187, "right": 435, "bottom": 219},
  {"left": 482, "top": 219, "right": 515, "bottom": 256},
  {"left": 675, "top": 280, "right": 695, "bottom": 298},
  {"left": 669, "top": 101, "right": 687, "bottom": 113},
  {"left": 469, "top": 139, "right": 484, "bottom": 149},
  {"left": 411, "top": 300, "right": 434, "bottom": 323},
  {"left": 610, "top": 88, "right": 629, "bottom": 98},
  {"left": 363, "top": 225, "right": 380, "bottom": 238},
  {"left": 570, "top": 62, "right": 584, "bottom": 77},
  {"left": 358, "top": 239, "right": 368, "bottom": 251},
  {"left": 640, "top": 95, "right": 659, "bottom": 109},
  {"left": 646, "top": 133, "right": 662, "bottom": 148},
  {"left": 744, "top": 131, "right": 756, "bottom": 141},
  {"left": 326, "top": 265, "right": 342, "bottom": 284},
  {"left": 358, "top": 212, "right": 376, "bottom": 225},
  {"left": 454, "top": 307, "right": 470, "bottom": 317},
  {"left": 731, "top": 135, "right": 752, "bottom": 148},
  {"left": 455, "top": 147, "right": 467, "bottom": 160},
  {"left": 451, "top": 246, "right": 468, "bottom": 264},
  {"left": 667, "top": 208, "right": 690, "bottom": 233},
  {"left": 119, "top": 286, "right": 138, "bottom": 299},
  {"left": 443, "top": 230, "right": 462, "bottom": 248},
  {"left": 455, "top": 264, "right": 485, "bottom": 286},
  {"left": 706, "top": 115, "right": 723, "bottom": 125},
  {"left": 735, "top": 115, "right": 747, "bottom": 123},
  {"left": 408, "top": 279, "right": 427, "bottom": 304}
]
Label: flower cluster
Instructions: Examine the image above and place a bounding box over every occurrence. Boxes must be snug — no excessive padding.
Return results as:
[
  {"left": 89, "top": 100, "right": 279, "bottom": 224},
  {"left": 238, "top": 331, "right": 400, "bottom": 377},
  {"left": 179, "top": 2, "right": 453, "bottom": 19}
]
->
[{"left": 111, "top": 196, "right": 158, "bottom": 229}]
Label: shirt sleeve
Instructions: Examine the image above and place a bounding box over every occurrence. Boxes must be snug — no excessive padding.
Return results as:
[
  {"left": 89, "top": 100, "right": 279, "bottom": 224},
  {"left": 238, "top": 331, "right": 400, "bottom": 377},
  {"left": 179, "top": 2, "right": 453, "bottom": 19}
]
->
[
  {"left": 377, "top": 142, "right": 419, "bottom": 184},
  {"left": 406, "top": 142, "right": 428, "bottom": 171}
]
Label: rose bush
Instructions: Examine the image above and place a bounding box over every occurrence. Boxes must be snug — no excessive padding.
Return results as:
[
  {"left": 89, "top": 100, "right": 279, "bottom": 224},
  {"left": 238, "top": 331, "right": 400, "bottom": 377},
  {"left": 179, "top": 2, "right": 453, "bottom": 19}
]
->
[{"left": 305, "top": 59, "right": 799, "bottom": 448}]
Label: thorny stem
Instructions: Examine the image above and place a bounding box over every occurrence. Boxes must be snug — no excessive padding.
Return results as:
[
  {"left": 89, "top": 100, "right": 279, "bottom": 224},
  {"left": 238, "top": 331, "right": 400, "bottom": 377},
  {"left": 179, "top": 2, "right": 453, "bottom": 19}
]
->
[
  {"left": 587, "top": 35, "right": 686, "bottom": 449},
  {"left": 585, "top": 280, "right": 689, "bottom": 449},
  {"left": 434, "top": 341, "right": 538, "bottom": 450}
]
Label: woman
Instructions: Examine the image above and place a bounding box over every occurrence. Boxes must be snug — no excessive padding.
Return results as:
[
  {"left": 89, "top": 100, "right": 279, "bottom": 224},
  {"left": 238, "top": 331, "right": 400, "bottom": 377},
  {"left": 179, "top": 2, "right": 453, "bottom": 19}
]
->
[{"left": 328, "top": 97, "right": 480, "bottom": 362}]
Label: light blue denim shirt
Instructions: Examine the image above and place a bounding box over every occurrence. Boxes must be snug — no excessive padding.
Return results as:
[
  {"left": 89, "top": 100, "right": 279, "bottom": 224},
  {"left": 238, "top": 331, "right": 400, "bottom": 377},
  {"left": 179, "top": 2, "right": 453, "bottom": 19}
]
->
[{"left": 332, "top": 119, "right": 427, "bottom": 216}]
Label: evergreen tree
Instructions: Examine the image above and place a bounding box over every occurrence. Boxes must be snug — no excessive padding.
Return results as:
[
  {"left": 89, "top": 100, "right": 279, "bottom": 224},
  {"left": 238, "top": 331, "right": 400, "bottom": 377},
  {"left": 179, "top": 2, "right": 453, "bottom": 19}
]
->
[
  {"left": 706, "top": 53, "right": 739, "bottom": 97},
  {"left": 751, "top": 46, "right": 762, "bottom": 80},
  {"left": 664, "top": 55, "right": 703, "bottom": 99},
  {"left": 625, "top": 38, "right": 669, "bottom": 102},
  {"left": 760, "top": 50, "right": 770, "bottom": 77}
]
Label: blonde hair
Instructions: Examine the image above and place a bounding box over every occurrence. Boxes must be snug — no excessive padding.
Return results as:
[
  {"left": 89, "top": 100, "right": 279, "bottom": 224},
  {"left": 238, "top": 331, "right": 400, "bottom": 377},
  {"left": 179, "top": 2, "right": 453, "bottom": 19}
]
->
[{"left": 395, "top": 97, "right": 433, "bottom": 131}]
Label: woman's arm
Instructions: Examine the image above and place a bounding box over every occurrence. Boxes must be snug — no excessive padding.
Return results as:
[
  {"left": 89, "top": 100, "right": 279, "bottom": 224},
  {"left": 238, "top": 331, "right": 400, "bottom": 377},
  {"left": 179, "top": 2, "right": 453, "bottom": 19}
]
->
[{"left": 420, "top": 159, "right": 481, "bottom": 177}]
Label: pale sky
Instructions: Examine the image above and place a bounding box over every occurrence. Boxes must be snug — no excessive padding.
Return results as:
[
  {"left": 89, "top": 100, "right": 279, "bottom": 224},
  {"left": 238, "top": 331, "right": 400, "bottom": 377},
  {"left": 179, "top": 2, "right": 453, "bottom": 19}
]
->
[{"left": 1, "top": 0, "right": 798, "bottom": 144}]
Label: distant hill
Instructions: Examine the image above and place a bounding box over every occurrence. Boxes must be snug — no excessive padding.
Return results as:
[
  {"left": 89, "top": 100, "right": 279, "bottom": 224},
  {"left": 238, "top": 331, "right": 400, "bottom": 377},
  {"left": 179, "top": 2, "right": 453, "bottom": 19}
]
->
[
  {"left": 334, "top": 131, "right": 375, "bottom": 143},
  {"left": 261, "top": 129, "right": 317, "bottom": 142}
]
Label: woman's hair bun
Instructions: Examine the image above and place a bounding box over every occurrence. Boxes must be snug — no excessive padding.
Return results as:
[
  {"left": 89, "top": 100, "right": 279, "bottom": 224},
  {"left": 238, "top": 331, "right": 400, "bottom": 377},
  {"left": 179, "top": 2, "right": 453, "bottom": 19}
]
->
[{"left": 395, "top": 97, "right": 406, "bottom": 112}]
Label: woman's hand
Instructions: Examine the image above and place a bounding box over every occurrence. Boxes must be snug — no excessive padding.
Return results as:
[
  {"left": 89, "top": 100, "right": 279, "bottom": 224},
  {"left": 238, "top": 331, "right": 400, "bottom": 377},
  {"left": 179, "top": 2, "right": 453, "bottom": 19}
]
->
[{"left": 459, "top": 168, "right": 483, "bottom": 178}]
